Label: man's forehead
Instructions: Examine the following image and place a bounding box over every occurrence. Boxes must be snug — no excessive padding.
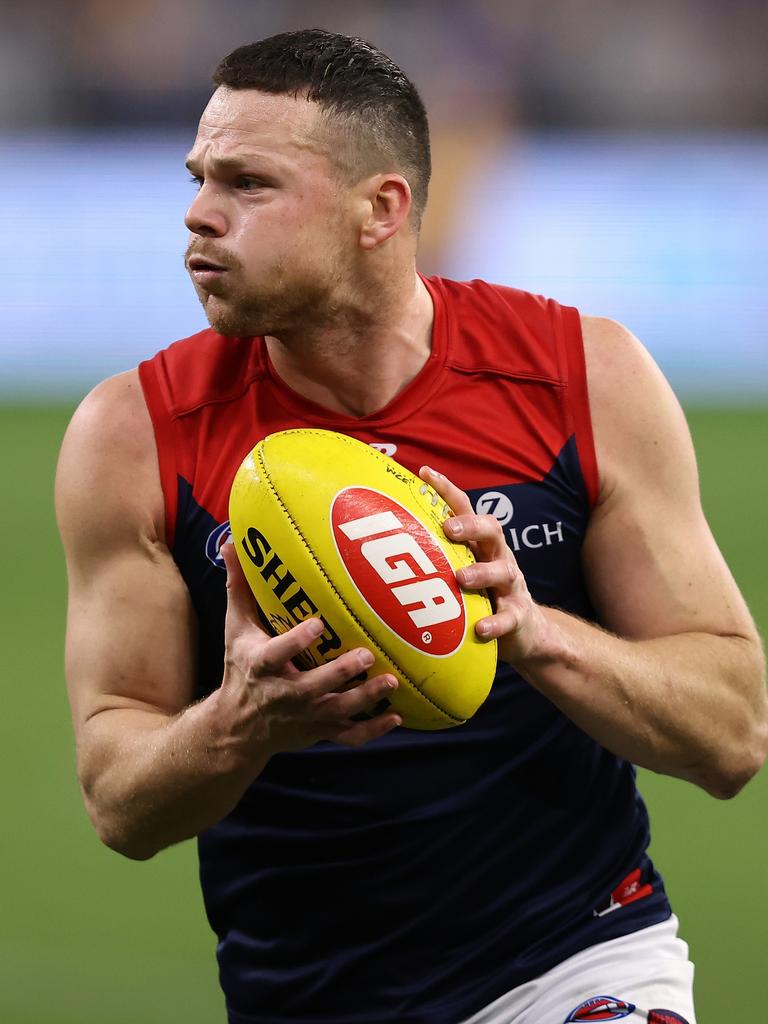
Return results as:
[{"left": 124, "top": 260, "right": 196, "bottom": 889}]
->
[{"left": 191, "top": 87, "right": 324, "bottom": 154}]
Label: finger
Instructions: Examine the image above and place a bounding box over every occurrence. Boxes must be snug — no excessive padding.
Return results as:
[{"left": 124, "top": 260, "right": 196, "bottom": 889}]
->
[
  {"left": 317, "top": 672, "right": 398, "bottom": 719},
  {"left": 475, "top": 603, "right": 526, "bottom": 640},
  {"left": 256, "top": 617, "right": 328, "bottom": 673},
  {"left": 297, "top": 647, "right": 379, "bottom": 698},
  {"left": 333, "top": 711, "right": 403, "bottom": 748},
  {"left": 456, "top": 558, "right": 519, "bottom": 594},
  {"left": 222, "top": 541, "right": 267, "bottom": 634},
  {"left": 443, "top": 513, "right": 511, "bottom": 560},
  {"left": 419, "top": 465, "right": 474, "bottom": 516}
]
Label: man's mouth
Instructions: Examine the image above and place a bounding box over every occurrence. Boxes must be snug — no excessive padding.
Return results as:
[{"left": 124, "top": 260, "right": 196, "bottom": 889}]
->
[
  {"left": 187, "top": 256, "right": 228, "bottom": 273},
  {"left": 187, "top": 255, "right": 230, "bottom": 289}
]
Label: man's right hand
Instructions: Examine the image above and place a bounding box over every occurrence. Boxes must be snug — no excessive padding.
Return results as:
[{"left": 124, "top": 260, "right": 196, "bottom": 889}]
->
[{"left": 220, "top": 541, "right": 401, "bottom": 754}]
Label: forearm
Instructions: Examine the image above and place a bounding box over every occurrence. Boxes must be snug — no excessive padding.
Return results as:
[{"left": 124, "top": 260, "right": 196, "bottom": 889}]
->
[
  {"left": 514, "top": 608, "right": 768, "bottom": 798},
  {"left": 77, "top": 689, "right": 268, "bottom": 860}
]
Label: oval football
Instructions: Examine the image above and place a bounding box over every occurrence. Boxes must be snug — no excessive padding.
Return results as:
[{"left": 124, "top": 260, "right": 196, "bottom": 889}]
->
[{"left": 228, "top": 429, "right": 497, "bottom": 730}]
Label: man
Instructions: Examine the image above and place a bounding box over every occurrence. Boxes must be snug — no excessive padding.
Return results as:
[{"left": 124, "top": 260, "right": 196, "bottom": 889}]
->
[{"left": 56, "top": 29, "right": 766, "bottom": 1024}]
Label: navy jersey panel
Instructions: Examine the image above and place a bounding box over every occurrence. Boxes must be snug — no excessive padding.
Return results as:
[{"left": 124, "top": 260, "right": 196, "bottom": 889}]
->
[
  {"left": 137, "top": 276, "right": 672, "bottom": 1023},
  {"left": 200, "top": 704, "right": 668, "bottom": 1023}
]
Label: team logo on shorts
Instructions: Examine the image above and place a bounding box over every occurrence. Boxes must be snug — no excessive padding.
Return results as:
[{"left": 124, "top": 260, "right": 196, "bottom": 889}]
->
[
  {"left": 648, "top": 1012, "right": 690, "bottom": 1024},
  {"left": 205, "top": 520, "right": 232, "bottom": 569},
  {"left": 565, "top": 996, "right": 636, "bottom": 1021}
]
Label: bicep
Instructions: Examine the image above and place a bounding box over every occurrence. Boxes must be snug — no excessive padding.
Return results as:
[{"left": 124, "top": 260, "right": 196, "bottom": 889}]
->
[
  {"left": 56, "top": 373, "right": 197, "bottom": 741},
  {"left": 580, "top": 316, "right": 757, "bottom": 643},
  {"left": 64, "top": 540, "right": 197, "bottom": 733}
]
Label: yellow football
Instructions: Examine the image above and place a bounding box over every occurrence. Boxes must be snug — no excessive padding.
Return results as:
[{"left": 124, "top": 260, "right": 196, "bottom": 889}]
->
[{"left": 228, "top": 429, "right": 497, "bottom": 730}]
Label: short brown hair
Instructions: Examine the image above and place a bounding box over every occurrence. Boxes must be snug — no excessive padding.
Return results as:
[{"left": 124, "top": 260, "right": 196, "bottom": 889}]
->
[{"left": 212, "top": 29, "right": 431, "bottom": 225}]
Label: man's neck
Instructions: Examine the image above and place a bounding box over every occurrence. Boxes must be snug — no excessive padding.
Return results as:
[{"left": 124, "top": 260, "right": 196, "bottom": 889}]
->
[{"left": 264, "top": 269, "right": 434, "bottom": 418}]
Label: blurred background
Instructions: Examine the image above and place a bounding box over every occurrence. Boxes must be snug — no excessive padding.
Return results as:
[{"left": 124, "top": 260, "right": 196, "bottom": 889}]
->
[{"left": 1, "top": 1, "right": 766, "bottom": 1021}]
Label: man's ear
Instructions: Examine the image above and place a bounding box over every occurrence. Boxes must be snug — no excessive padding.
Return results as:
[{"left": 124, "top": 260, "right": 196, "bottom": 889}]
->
[{"left": 359, "top": 174, "right": 413, "bottom": 250}]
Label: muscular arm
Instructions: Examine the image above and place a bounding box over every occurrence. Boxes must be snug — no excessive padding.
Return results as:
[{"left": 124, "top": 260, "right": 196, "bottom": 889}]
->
[
  {"left": 57, "top": 372, "right": 399, "bottom": 860},
  {"left": 564, "top": 316, "right": 767, "bottom": 794},
  {"left": 424, "top": 317, "right": 767, "bottom": 798}
]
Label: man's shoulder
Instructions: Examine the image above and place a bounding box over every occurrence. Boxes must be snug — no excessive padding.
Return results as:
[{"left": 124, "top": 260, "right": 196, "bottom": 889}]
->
[
  {"left": 139, "top": 328, "right": 269, "bottom": 419},
  {"left": 429, "top": 274, "right": 580, "bottom": 383},
  {"left": 56, "top": 370, "right": 166, "bottom": 549},
  {"left": 432, "top": 274, "right": 576, "bottom": 316},
  {"left": 67, "top": 370, "right": 151, "bottom": 460},
  {"left": 579, "top": 315, "right": 670, "bottom": 409}
]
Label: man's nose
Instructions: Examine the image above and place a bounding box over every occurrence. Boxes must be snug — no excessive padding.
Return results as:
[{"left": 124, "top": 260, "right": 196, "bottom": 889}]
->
[{"left": 185, "top": 184, "right": 228, "bottom": 237}]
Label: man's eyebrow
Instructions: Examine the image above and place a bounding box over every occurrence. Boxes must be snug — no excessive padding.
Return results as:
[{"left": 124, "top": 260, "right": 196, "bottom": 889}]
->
[{"left": 184, "top": 153, "right": 275, "bottom": 173}]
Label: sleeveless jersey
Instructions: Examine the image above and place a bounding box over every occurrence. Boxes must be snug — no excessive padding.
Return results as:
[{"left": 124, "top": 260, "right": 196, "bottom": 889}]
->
[{"left": 139, "top": 275, "right": 671, "bottom": 1024}]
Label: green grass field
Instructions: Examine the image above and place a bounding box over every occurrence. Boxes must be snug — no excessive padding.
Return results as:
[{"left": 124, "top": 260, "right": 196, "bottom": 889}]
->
[{"left": 0, "top": 403, "right": 765, "bottom": 1023}]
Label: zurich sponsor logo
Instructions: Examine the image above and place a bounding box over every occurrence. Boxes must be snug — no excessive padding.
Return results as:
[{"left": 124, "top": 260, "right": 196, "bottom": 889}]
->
[
  {"left": 648, "top": 1012, "right": 690, "bottom": 1024},
  {"left": 205, "top": 520, "right": 232, "bottom": 569},
  {"left": 476, "top": 490, "right": 514, "bottom": 525},
  {"left": 565, "top": 995, "right": 636, "bottom": 1022},
  {"left": 475, "top": 489, "right": 564, "bottom": 552}
]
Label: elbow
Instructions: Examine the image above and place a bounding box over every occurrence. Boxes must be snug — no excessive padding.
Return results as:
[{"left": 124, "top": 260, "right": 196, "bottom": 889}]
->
[
  {"left": 704, "top": 771, "right": 756, "bottom": 801},
  {"left": 701, "top": 654, "right": 768, "bottom": 799},
  {"left": 96, "top": 824, "right": 160, "bottom": 861},
  {"left": 83, "top": 792, "right": 161, "bottom": 862},
  {"left": 701, "top": 715, "right": 768, "bottom": 801},
  {"left": 89, "top": 811, "right": 160, "bottom": 861},
  {"left": 77, "top": 753, "right": 164, "bottom": 860}
]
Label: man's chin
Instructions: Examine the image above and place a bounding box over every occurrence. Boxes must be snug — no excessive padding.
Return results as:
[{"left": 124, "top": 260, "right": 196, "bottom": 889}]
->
[
  {"left": 199, "top": 296, "right": 266, "bottom": 338},
  {"left": 207, "top": 315, "right": 261, "bottom": 338}
]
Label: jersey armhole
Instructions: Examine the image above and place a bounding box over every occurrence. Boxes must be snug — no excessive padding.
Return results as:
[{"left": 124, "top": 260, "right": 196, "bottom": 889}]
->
[
  {"left": 138, "top": 357, "right": 179, "bottom": 550},
  {"left": 554, "top": 303, "right": 600, "bottom": 508}
]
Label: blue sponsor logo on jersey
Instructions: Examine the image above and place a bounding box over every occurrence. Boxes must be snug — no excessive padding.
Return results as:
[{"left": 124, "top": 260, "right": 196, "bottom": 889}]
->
[
  {"left": 472, "top": 484, "right": 566, "bottom": 553},
  {"left": 565, "top": 995, "right": 636, "bottom": 1021},
  {"left": 205, "top": 520, "right": 232, "bottom": 569}
]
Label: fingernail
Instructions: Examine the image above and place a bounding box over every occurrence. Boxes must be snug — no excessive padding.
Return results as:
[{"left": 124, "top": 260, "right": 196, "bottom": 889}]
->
[
  {"left": 447, "top": 519, "right": 463, "bottom": 536},
  {"left": 476, "top": 620, "right": 490, "bottom": 636},
  {"left": 385, "top": 677, "right": 397, "bottom": 690},
  {"left": 460, "top": 566, "right": 475, "bottom": 584},
  {"left": 359, "top": 650, "right": 375, "bottom": 668},
  {"left": 308, "top": 619, "right": 325, "bottom": 637}
]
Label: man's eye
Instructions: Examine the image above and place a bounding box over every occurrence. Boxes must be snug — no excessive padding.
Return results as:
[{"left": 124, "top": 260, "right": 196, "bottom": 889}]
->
[
  {"left": 189, "top": 174, "right": 203, "bottom": 189},
  {"left": 237, "top": 177, "right": 265, "bottom": 192}
]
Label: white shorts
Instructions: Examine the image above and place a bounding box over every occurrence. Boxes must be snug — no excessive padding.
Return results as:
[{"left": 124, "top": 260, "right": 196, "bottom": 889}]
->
[{"left": 461, "top": 915, "right": 695, "bottom": 1024}]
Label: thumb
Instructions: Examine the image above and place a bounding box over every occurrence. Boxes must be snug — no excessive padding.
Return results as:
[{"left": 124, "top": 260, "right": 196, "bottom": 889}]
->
[{"left": 221, "top": 540, "right": 264, "bottom": 634}]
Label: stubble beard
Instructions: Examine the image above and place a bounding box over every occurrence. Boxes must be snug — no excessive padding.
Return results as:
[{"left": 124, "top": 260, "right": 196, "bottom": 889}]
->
[{"left": 192, "top": 254, "right": 351, "bottom": 340}]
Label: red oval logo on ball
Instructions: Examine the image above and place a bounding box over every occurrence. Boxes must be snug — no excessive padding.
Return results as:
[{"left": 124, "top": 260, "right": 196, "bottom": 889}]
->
[{"left": 331, "top": 487, "right": 466, "bottom": 656}]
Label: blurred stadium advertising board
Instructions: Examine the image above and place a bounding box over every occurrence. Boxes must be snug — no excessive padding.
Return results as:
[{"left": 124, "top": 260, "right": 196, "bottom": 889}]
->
[{"left": 2, "top": 133, "right": 766, "bottom": 400}]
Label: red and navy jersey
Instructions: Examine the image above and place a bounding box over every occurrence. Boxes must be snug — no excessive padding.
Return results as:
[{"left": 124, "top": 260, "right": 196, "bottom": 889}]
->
[{"left": 139, "top": 275, "right": 670, "bottom": 1024}]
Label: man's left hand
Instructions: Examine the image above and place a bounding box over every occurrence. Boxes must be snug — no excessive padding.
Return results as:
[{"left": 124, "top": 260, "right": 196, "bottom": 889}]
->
[{"left": 419, "top": 466, "right": 553, "bottom": 667}]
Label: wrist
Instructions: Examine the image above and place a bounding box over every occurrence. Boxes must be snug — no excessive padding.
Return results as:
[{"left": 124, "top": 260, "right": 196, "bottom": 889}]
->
[
  {"left": 499, "top": 605, "right": 578, "bottom": 673},
  {"left": 195, "top": 686, "right": 272, "bottom": 782}
]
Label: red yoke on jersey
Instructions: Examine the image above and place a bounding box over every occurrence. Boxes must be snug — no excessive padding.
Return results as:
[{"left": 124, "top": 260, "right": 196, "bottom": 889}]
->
[{"left": 140, "top": 274, "right": 598, "bottom": 552}]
